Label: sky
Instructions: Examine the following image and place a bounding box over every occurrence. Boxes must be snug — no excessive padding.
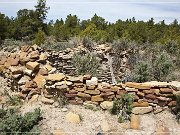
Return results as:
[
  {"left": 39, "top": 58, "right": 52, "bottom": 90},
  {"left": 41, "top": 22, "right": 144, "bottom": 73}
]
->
[{"left": 0, "top": 0, "right": 180, "bottom": 24}]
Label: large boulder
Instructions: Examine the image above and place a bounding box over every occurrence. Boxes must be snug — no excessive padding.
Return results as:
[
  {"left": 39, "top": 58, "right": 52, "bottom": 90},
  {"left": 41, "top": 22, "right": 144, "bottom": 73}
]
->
[
  {"left": 56, "top": 84, "right": 68, "bottom": 90},
  {"left": 65, "top": 112, "right": 81, "bottom": 124},
  {"left": 156, "top": 96, "right": 170, "bottom": 101},
  {"left": 26, "top": 62, "right": 40, "bottom": 71},
  {"left": 65, "top": 93, "right": 77, "bottom": 98},
  {"left": 130, "top": 114, "right": 140, "bottom": 130},
  {"left": 100, "top": 101, "right": 113, "bottom": 110},
  {"left": 132, "top": 106, "right": 153, "bottom": 114},
  {"left": 143, "top": 89, "right": 158, "bottom": 94},
  {"left": 33, "top": 74, "right": 46, "bottom": 88},
  {"left": 19, "top": 52, "right": 28, "bottom": 59}
]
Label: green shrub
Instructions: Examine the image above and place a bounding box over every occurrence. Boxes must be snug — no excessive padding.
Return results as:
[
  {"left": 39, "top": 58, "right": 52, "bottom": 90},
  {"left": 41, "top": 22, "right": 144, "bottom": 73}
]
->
[
  {"left": 41, "top": 37, "right": 75, "bottom": 51},
  {"left": 54, "top": 95, "right": 68, "bottom": 108},
  {"left": 112, "top": 39, "right": 136, "bottom": 71},
  {"left": 72, "top": 52, "right": 100, "bottom": 76},
  {"left": 7, "top": 96, "right": 23, "bottom": 106},
  {"left": 82, "top": 37, "right": 94, "bottom": 51},
  {"left": 152, "top": 52, "right": 173, "bottom": 81},
  {"left": 33, "top": 28, "right": 46, "bottom": 45},
  {"left": 131, "top": 51, "right": 174, "bottom": 82},
  {"left": 79, "top": 23, "right": 108, "bottom": 43},
  {"left": 132, "top": 61, "right": 151, "bottom": 83},
  {"left": 0, "top": 39, "right": 25, "bottom": 51},
  {"left": 164, "top": 40, "right": 180, "bottom": 54},
  {"left": 0, "top": 109, "right": 6, "bottom": 118},
  {"left": 110, "top": 94, "right": 133, "bottom": 123},
  {"left": 93, "top": 30, "right": 109, "bottom": 43},
  {"left": 171, "top": 94, "right": 180, "bottom": 123},
  {"left": 0, "top": 108, "right": 42, "bottom": 134}
]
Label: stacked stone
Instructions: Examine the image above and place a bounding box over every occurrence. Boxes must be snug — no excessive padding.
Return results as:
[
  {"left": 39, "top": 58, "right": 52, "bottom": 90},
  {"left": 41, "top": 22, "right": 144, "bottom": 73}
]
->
[
  {"left": 47, "top": 49, "right": 76, "bottom": 76},
  {"left": 95, "top": 44, "right": 113, "bottom": 83},
  {"left": 0, "top": 45, "right": 180, "bottom": 111},
  {"left": 112, "top": 50, "right": 130, "bottom": 81},
  {"left": 125, "top": 82, "right": 177, "bottom": 108},
  {"left": 97, "top": 67, "right": 112, "bottom": 84},
  {"left": 42, "top": 75, "right": 179, "bottom": 109},
  {"left": 0, "top": 45, "right": 57, "bottom": 99}
]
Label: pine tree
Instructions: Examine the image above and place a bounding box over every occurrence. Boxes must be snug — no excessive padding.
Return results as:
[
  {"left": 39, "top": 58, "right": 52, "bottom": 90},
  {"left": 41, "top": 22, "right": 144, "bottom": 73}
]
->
[{"left": 33, "top": 28, "right": 46, "bottom": 45}]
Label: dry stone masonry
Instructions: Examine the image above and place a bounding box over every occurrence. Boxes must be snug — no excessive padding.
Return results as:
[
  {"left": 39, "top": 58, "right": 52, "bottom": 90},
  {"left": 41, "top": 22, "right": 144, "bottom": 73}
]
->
[{"left": 0, "top": 45, "right": 180, "bottom": 113}]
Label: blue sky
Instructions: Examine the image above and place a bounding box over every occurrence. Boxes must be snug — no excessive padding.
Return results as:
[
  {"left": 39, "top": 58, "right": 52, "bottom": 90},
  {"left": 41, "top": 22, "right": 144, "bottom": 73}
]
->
[{"left": 0, "top": 0, "right": 180, "bottom": 24}]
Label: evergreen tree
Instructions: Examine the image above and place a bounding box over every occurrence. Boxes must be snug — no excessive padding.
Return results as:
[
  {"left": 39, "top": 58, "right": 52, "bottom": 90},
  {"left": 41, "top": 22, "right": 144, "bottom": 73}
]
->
[
  {"left": 0, "top": 12, "right": 10, "bottom": 40},
  {"left": 65, "top": 14, "right": 80, "bottom": 37},
  {"left": 35, "top": 0, "right": 50, "bottom": 22},
  {"left": 91, "top": 14, "right": 107, "bottom": 30},
  {"left": 33, "top": 28, "right": 45, "bottom": 45}
]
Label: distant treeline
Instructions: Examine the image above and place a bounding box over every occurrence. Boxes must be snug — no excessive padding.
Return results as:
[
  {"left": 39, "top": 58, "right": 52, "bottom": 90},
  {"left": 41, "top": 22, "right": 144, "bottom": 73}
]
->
[{"left": 0, "top": 0, "right": 180, "bottom": 44}]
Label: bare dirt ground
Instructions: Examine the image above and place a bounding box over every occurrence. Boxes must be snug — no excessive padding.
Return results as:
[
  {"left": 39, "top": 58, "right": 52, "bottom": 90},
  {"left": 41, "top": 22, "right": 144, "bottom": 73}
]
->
[
  {"left": 1, "top": 76, "right": 180, "bottom": 135},
  {"left": 20, "top": 101, "right": 180, "bottom": 135}
]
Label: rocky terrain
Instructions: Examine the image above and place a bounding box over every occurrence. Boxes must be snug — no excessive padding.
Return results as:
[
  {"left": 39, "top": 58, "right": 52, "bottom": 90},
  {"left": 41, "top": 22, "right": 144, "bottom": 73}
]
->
[
  {"left": 0, "top": 44, "right": 180, "bottom": 135},
  {"left": 19, "top": 101, "right": 180, "bottom": 135}
]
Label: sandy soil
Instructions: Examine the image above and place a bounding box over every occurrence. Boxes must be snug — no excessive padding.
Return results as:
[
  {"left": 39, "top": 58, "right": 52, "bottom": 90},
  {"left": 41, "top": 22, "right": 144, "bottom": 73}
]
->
[{"left": 19, "top": 101, "right": 180, "bottom": 135}]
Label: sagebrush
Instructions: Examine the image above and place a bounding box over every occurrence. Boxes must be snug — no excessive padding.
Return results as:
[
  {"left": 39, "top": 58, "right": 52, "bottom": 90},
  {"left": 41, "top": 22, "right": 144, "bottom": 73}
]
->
[
  {"left": 0, "top": 108, "right": 42, "bottom": 134},
  {"left": 72, "top": 52, "right": 100, "bottom": 76},
  {"left": 110, "top": 94, "right": 133, "bottom": 123}
]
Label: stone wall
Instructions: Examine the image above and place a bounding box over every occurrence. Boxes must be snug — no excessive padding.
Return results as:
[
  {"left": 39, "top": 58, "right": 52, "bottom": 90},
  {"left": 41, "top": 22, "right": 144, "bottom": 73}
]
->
[
  {"left": 43, "top": 44, "right": 114, "bottom": 83},
  {"left": 44, "top": 76, "right": 179, "bottom": 108},
  {"left": 0, "top": 45, "right": 180, "bottom": 111}
]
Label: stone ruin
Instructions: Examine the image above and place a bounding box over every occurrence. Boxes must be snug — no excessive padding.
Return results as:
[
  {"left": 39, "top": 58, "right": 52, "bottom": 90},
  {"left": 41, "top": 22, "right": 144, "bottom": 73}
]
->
[{"left": 0, "top": 44, "right": 180, "bottom": 114}]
